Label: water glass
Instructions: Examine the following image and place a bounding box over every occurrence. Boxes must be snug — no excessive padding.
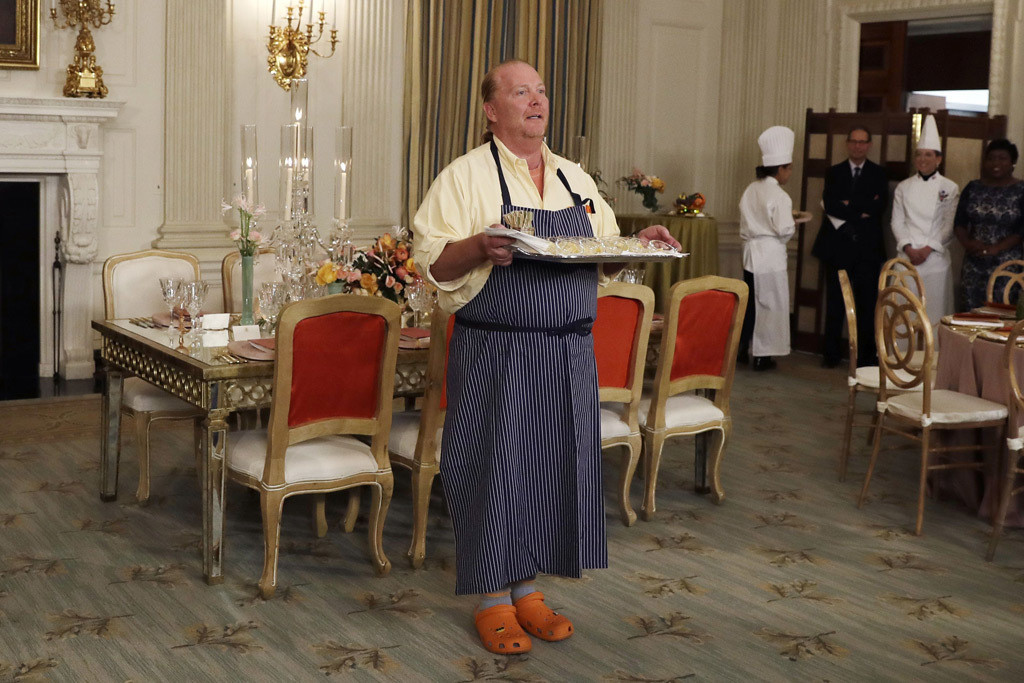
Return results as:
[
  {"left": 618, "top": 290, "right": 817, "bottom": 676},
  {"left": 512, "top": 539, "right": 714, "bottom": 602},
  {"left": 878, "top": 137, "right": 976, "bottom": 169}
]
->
[
  {"left": 182, "top": 280, "right": 209, "bottom": 341},
  {"left": 258, "top": 282, "right": 286, "bottom": 335},
  {"left": 405, "top": 280, "right": 433, "bottom": 328},
  {"left": 617, "top": 267, "right": 645, "bottom": 285}
]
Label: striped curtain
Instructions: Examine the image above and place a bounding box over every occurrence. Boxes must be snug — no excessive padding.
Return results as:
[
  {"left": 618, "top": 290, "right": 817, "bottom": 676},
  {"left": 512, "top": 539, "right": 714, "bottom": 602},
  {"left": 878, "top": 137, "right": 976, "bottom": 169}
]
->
[{"left": 403, "top": 0, "right": 603, "bottom": 225}]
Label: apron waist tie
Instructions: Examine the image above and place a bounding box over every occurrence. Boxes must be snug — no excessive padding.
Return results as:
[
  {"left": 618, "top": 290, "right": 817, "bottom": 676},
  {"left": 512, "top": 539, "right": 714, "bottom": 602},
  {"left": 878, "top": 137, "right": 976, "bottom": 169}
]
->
[{"left": 455, "top": 316, "right": 594, "bottom": 337}]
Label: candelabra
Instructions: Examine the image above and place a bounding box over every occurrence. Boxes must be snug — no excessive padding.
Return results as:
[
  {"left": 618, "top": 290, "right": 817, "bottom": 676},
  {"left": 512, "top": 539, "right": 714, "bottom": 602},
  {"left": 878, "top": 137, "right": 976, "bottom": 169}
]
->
[
  {"left": 267, "top": 0, "right": 338, "bottom": 91},
  {"left": 50, "top": 0, "right": 116, "bottom": 99}
]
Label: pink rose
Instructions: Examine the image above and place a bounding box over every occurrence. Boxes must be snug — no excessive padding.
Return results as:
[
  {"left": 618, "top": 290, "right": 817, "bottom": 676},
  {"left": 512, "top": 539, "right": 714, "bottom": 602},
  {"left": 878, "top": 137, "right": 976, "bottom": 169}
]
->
[
  {"left": 385, "top": 275, "right": 396, "bottom": 288},
  {"left": 345, "top": 270, "right": 361, "bottom": 283},
  {"left": 230, "top": 229, "right": 241, "bottom": 241},
  {"left": 249, "top": 230, "right": 262, "bottom": 243},
  {"left": 395, "top": 247, "right": 409, "bottom": 261},
  {"left": 394, "top": 282, "right": 403, "bottom": 293},
  {"left": 395, "top": 266, "right": 408, "bottom": 280},
  {"left": 640, "top": 178, "right": 651, "bottom": 187}
]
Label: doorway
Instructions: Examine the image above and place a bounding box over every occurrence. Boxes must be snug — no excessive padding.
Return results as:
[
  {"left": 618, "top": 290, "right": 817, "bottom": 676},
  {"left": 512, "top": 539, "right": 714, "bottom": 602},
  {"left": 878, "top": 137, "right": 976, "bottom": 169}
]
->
[{"left": 857, "top": 15, "right": 992, "bottom": 114}]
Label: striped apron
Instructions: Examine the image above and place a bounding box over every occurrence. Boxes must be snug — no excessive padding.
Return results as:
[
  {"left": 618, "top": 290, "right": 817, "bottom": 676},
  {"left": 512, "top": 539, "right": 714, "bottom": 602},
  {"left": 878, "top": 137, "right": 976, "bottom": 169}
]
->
[{"left": 440, "top": 141, "right": 607, "bottom": 595}]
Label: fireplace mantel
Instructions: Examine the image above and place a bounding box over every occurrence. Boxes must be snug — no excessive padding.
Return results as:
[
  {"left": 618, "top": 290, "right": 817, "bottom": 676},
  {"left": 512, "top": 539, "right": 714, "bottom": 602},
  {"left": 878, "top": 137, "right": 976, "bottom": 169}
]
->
[{"left": 0, "top": 96, "right": 124, "bottom": 380}]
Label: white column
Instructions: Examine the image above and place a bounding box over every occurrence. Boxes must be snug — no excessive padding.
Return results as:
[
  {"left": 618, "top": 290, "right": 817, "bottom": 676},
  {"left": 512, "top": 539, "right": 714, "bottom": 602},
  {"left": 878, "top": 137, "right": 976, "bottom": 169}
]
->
[{"left": 154, "top": 0, "right": 232, "bottom": 258}]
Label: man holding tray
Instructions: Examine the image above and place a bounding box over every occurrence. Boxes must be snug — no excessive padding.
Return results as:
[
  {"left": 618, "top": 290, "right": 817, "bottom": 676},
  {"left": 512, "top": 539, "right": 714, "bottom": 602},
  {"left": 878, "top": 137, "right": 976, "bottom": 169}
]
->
[{"left": 413, "top": 59, "right": 677, "bottom": 655}]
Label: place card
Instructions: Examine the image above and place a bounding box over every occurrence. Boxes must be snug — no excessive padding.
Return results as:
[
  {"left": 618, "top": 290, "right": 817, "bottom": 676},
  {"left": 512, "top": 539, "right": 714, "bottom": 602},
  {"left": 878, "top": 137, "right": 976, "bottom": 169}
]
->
[
  {"left": 202, "top": 313, "right": 231, "bottom": 330},
  {"left": 202, "top": 330, "right": 230, "bottom": 347},
  {"left": 232, "top": 324, "right": 261, "bottom": 341}
]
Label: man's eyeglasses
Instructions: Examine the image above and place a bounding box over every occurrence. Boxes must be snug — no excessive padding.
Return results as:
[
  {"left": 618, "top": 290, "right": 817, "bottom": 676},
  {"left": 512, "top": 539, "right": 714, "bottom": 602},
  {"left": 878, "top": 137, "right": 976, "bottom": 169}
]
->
[{"left": 847, "top": 139, "right": 871, "bottom": 145}]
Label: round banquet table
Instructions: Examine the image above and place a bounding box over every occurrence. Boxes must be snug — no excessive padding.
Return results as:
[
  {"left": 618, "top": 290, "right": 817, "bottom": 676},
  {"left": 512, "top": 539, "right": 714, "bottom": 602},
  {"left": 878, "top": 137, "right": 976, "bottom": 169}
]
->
[
  {"left": 617, "top": 213, "right": 718, "bottom": 313},
  {"left": 934, "top": 322, "right": 1024, "bottom": 527}
]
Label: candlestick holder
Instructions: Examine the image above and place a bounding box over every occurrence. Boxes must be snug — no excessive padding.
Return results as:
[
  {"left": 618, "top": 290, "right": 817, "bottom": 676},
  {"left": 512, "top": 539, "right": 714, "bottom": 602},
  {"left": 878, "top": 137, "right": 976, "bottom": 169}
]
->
[
  {"left": 50, "top": 0, "right": 115, "bottom": 98},
  {"left": 267, "top": 1, "right": 338, "bottom": 91}
]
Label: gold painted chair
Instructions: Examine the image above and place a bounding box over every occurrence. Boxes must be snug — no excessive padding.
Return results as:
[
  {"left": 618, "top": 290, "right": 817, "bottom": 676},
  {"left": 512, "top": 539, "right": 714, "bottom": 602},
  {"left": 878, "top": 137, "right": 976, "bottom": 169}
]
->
[
  {"left": 221, "top": 247, "right": 281, "bottom": 313},
  {"left": 878, "top": 256, "right": 926, "bottom": 303},
  {"left": 225, "top": 294, "right": 402, "bottom": 598},
  {"left": 594, "top": 282, "right": 655, "bottom": 526},
  {"left": 985, "top": 259, "right": 1024, "bottom": 305},
  {"left": 837, "top": 269, "right": 923, "bottom": 482},
  {"left": 639, "top": 276, "right": 748, "bottom": 519},
  {"left": 387, "top": 305, "right": 452, "bottom": 568},
  {"left": 858, "top": 285, "right": 1007, "bottom": 536},
  {"left": 988, "top": 319, "right": 1024, "bottom": 560},
  {"left": 101, "top": 249, "right": 204, "bottom": 503}
]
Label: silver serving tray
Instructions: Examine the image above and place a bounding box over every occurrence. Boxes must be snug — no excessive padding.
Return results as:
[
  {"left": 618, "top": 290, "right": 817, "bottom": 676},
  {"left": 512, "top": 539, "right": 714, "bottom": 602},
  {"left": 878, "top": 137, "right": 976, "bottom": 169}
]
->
[{"left": 513, "top": 247, "right": 688, "bottom": 264}]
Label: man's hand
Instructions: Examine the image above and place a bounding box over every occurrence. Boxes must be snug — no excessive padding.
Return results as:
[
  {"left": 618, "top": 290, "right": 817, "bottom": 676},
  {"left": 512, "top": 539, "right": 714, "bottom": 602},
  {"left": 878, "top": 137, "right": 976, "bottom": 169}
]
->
[
  {"left": 636, "top": 225, "right": 682, "bottom": 250},
  {"left": 479, "top": 226, "right": 515, "bottom": 267}
]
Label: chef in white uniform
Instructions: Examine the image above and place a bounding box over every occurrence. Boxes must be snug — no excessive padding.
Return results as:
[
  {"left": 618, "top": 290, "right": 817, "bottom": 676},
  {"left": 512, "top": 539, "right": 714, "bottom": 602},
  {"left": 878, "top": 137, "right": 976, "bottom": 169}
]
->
[
  {"left": 738, "top": 125, "right": 796, "bottom": 371},
  {"left": 891, "top": 114, "right": 958, "bottom": 324}
]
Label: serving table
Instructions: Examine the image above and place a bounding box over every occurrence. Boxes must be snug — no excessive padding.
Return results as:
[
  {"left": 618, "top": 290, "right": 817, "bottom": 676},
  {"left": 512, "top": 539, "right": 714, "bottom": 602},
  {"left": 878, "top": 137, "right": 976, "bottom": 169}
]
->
[
  {"left": 617, "top": 213, "right": 719, "bottom": 312},
  {"left": 92, "top": 318, "right": 428, "bottom": 584}
]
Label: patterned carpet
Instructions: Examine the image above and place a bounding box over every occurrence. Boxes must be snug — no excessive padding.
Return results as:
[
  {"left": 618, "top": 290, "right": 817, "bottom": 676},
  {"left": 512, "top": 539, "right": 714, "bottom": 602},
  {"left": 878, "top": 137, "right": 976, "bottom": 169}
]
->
[{"left": 1, "top": 354, "right": 1022, "bottom": 681}]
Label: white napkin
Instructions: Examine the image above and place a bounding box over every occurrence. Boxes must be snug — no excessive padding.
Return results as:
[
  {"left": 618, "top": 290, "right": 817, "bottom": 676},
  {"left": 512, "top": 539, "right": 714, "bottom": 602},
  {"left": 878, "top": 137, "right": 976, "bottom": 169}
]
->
[
  {"left": 202, "top": 330, "right": 230, "bottom": 347},
  {"left": 484, "top": 226, "right": 556, "bottom": 255}
]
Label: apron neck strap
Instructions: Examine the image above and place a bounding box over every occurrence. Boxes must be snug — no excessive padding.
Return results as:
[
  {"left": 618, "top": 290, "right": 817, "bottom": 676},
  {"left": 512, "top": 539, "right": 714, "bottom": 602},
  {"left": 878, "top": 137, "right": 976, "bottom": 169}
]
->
[{"left": 489, "top": 140, "right": 513, "bottom": 206}]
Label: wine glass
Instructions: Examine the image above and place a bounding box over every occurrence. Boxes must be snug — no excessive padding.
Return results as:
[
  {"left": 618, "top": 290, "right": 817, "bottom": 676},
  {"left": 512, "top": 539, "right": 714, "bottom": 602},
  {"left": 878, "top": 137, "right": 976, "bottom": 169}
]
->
[
  {"left": 405, "top": 279, "right": 433, "bottom": 328},
  {"left": 258, "top": 282, "right": 285, "bottom": 336},
  {"left": 159, "top": 277, "right": 184, "bottom": 345},
  {"left": 616, "top": 267, "right": 645, "bottom": 285},
  {"left": 182, "top": 280, "right": 209, "bottom": 342}
]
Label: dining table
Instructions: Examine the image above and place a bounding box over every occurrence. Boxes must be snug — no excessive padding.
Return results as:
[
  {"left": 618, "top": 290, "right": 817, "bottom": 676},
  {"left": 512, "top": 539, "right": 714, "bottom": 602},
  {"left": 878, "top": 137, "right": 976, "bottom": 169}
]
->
[
  {"left": 92, "top": 317, "right": 429, "bottom": 584},
  {"left": 934, "top": 318, "right": 1024, "bottom": 527},
  {"left": 617, "top": 213, "right": 719, "bottom": 312}
]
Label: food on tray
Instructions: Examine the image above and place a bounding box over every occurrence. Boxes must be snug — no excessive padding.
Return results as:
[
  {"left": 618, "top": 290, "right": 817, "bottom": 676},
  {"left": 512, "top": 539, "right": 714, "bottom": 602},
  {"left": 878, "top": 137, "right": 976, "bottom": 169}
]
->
[{"left": 502, "top": 209, "right": 535, "bottom": 235}]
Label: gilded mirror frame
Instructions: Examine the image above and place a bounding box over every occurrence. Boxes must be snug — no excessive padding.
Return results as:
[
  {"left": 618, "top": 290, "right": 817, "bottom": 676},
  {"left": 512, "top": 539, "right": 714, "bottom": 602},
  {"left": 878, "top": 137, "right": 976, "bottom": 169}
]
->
[{"left": 0, "top": 0, "right": 39, "bottom": 69}]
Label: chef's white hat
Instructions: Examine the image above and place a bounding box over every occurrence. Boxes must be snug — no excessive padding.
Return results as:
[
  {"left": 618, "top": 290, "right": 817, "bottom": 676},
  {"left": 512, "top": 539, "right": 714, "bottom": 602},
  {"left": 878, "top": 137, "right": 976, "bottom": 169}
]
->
[
  {"left": 917, "top": 114, "right": 942, "bottom": 152},
  {"left": 758, "top": 126, "right": 795, "bottom": 166}
]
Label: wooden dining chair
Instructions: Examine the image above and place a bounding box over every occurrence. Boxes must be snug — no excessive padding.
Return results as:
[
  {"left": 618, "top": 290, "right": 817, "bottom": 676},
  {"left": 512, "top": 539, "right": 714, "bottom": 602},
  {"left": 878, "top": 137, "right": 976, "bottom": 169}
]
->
[
  {"left": 224, "top": 294, "right": 402, "bottom": 598},
  {"left": 858, "top": 285, "right": 1008, "bottom": 535},
  {"left": 221, "top": 247, "right": 281, "bottom": 312},
  {"left": 594, "top": 282, "right": 655, "bottom": 526},
  {"left": 986, "top": 259, "right": 1024, "bottom": 305},
  {"left": 988, "top": 319, "right": 1024, "bottom": 560},
  {"left": 101, "top": 249, "right": 204, "bottom": 503},
  {"left": 878, "top": 257, "right": 926, "bottom": 304},
  {"left": 837, "top": 270, "right": 923, "bottom": 482},
  {"left": 639, "top": 276, "right": 748, "bottom": 519},
  {"left": 387, "top": 304, "right": 454, "bottom": 568}
]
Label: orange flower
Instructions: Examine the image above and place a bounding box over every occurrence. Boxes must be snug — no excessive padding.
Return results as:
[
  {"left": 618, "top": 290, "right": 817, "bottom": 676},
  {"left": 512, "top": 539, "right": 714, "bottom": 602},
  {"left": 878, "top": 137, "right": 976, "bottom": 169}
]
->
[
  {"left": 395, "top": 246, "right": 409, "bottom": 262},
  {"left": 405, "top": 258, "right": 417, "bottom": 274},
  {"left": 360, "top": 272, "right": 378, "bottom": 294},
  {"left": 377, "top": 233, "right": 396, "bottom": 252}
]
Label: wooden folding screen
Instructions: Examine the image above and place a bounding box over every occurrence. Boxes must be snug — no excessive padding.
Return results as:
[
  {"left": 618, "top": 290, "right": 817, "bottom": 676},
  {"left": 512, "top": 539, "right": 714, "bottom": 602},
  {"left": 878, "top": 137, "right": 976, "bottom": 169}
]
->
[{"left": 794, "top": 108, "right": 1007, "bottom": 353}]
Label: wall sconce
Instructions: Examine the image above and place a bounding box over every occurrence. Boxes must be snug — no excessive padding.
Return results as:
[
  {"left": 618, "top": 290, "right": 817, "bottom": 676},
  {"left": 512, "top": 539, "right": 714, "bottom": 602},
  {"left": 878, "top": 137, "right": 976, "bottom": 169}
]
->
[
  {"left": 267, "top": 0, "right": 338, "bottom": 91},
  {"left": 50, "top": 0, "right": 116, "bottom": 99}
]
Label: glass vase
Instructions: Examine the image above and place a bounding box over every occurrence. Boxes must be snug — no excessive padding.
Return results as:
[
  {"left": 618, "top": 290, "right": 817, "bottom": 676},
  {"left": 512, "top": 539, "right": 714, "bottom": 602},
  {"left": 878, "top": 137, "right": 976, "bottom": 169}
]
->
[
  {"left": 241, "top": 254, "right": 255, "bottom": 325},
  {"left": 327, "top": 281, "right": 345, "bottom": 295},
  {"left": 641, "top": 191, "right": 659, "bottom": 213}
]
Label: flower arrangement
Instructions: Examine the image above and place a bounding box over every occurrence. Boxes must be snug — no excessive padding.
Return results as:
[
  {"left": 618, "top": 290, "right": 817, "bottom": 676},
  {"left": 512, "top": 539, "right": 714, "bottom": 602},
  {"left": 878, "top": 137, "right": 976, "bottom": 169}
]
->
[
  {"left": 673, "top": 192, "right": 706, "bottom": 215},
  {"left": 221, "top": 195, "right": 266, "bottom": 256},
  {"left": 618, "top": 168, "right": 666, "bottom": 212},
  {"left": 314, "top": 232, "right": 420, "bottom": 304}
]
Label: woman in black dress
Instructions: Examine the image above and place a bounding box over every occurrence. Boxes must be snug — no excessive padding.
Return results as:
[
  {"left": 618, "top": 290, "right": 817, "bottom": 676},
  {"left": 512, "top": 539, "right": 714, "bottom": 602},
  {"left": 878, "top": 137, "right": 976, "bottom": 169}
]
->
[{"left": 954, "top": 139, "right": 1024, "bottom": 309}]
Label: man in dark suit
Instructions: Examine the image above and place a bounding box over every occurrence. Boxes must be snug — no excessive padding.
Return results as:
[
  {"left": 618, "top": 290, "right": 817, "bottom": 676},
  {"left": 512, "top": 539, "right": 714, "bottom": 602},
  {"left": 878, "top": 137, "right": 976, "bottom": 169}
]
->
[{"left": 812, "top": 126, "right": 889, "bottom": 368}]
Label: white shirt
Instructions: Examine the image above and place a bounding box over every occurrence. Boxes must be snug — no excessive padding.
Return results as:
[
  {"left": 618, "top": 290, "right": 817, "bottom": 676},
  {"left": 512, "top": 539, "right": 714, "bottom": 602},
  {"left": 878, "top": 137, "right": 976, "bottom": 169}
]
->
[
  {"left": 891, "top": 172, "right": 959, "bottom": 253},
  {"left": 413, "top": 138, "right": 619, "bottom": 312},
  {"left": 739, "top": 176, "right": 795, "bottom": 273}
]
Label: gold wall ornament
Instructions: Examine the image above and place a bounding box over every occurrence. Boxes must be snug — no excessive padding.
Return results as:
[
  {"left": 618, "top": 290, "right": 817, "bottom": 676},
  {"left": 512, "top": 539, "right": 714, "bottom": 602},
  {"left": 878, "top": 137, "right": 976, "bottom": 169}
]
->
[
  {"left": 50, "top": 0, "right": 115, "bottom": 98},
  {"left": 267, "top": 1, "right": 337, "bottom": 91}
]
